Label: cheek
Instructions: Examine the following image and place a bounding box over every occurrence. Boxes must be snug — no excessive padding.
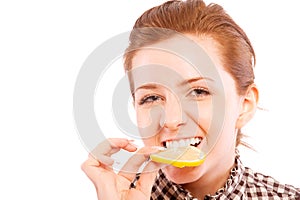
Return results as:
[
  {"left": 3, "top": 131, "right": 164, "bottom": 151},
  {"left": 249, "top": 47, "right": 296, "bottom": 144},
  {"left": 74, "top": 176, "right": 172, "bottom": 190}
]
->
[
  {"left": 212, "top": 96, "right": 241, "bottom": 147},
  {"left": 142, "top": 138, "right": 157, "bottom": 146},
  {"left": 136, "top": 106, "right": 164, "bottom": 139},
  {"left": 136, "top": 110, "right": 151, "bottom": 128},
  {"left": 224, "top": 95, "right": 241, "bottom": 129},
  {"left": 185, "top": 97, "right": 237, "bottom": 152},
  {"left": 183, "top": 101, "right": 213, "bottom": 133}
]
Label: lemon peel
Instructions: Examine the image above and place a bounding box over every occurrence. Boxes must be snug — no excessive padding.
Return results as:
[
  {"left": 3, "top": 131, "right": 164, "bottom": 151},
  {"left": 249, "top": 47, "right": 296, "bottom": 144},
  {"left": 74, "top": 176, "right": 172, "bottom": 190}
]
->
[{"left": 150, "top": 146, "right": 205, "bottom": 168}]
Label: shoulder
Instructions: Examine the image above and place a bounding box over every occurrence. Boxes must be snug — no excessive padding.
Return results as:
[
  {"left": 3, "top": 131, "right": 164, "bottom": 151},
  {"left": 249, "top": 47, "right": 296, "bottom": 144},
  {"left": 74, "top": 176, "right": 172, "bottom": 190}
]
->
[{"left": 242, "top": 166, "right": 300, "bottom": 199}]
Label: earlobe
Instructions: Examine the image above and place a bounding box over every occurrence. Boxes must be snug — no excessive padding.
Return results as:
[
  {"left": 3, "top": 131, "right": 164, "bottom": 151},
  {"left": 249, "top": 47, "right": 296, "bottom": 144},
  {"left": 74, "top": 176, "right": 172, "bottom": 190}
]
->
[{"left": 236, "top": 84, "right": 259, "bottom": 129}]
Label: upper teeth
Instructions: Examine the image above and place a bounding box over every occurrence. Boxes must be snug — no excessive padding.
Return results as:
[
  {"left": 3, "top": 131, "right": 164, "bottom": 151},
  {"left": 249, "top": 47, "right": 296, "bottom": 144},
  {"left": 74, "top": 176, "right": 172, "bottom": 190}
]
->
[{"left": 165, "top": 137, "right": 201, "bottom": 148}]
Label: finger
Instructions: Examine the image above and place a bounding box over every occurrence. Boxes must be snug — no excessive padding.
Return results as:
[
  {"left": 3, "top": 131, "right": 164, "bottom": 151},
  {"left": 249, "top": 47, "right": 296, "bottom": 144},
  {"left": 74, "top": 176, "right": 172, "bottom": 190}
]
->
[
  {"left": 81, "top": 155, "right": 106, "bottom": 184},
  {"left": 118, "top": 146, "right": 161, "bottom": 181},
  {"left": 88, "top": 153, "right": 115, "bottom": 167},
  {"left": 107, "top": 138, "right": 138, "bottom": 153},
  {"left": 135, "top": 161, "right": 163, "bottom": 196},
  {"left": 118, "top": 153, "right": 147, "bottom": 182},
  {"left": 87, "top": 154, "right": 101, "bottom": 166},
  {"left": 91, "top": 138, "right": 137, "bottom": 159}
]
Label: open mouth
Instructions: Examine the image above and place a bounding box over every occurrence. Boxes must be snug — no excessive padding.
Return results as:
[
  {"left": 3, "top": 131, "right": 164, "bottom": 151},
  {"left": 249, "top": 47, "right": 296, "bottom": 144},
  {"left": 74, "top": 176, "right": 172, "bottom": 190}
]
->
[{"left": 162, "top": 137, "right": 202, "bottom": 149}]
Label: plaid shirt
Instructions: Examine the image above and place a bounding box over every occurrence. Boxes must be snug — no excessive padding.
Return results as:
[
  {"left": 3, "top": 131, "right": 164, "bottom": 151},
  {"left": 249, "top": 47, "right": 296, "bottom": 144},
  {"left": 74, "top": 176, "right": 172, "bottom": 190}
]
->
[{"left": 150, "top": 157, "right": 300, "bottom": 200}]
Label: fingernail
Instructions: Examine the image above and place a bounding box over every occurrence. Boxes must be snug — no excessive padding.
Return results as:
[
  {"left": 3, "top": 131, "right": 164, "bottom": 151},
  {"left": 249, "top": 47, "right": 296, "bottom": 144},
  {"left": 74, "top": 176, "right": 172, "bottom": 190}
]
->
[{"left": 128, "top": 141, "right": 140, "bottom": 148}]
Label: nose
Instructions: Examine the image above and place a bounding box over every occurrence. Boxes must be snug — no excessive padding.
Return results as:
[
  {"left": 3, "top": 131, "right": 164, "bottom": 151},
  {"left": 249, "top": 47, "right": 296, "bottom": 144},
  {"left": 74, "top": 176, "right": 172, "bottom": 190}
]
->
[{"left": 160, "top": 92, "right": 185, "bottom": 130}]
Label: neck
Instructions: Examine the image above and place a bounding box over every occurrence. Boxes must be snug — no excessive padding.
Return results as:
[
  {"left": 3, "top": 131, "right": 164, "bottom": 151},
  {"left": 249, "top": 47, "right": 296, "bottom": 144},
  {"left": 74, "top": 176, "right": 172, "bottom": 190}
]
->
[{"left": 182, "top": 154, "right": 236, "bottom": 200}]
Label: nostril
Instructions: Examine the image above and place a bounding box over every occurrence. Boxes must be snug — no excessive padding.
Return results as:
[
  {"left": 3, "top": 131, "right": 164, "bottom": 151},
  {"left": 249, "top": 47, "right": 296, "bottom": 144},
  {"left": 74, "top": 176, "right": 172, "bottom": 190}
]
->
[
  {"left": 161, "top": 120, "right": 186, "bottom": 131},
  {"left": 159, "top": 102, "right": 186, "bottom": 129}
]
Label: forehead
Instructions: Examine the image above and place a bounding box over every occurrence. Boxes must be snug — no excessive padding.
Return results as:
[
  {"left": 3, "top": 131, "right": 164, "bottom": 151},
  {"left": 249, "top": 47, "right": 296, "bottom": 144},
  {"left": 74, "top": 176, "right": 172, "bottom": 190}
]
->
[
  {"left": 132, "top": 48, "right": 199, "bottom": 79},
  {"left": 129, "top": 35, "right": 225, "bottom": 89}
]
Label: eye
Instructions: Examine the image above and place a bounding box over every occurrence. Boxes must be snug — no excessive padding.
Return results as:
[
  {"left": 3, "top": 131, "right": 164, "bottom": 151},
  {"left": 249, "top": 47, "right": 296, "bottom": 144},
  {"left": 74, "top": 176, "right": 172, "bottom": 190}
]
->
[
  {"left": 188, "top": 87, "right": 210, "bottom": 99},
  {"left": 138, "top": 95, "right": 163, "bottom": 105}
]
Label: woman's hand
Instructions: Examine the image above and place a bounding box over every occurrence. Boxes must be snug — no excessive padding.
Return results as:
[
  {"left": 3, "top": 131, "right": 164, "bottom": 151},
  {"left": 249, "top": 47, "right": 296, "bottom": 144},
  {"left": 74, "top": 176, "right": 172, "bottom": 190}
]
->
[{"left": 81, "top": 138, "right": 161, "bottom": 200}]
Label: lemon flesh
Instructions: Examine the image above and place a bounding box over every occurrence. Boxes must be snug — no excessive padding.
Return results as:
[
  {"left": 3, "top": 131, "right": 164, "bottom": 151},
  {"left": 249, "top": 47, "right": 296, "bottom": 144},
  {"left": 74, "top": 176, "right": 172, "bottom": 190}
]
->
[{"left": 150, "top": 146, "right": 205, "bottom": 168}]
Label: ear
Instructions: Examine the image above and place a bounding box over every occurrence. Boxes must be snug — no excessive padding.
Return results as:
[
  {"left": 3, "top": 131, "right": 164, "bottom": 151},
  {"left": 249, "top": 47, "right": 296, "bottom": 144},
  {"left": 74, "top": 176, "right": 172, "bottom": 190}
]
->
[{"left": 236, "top": 84, "right": 259, "bottom": 129}]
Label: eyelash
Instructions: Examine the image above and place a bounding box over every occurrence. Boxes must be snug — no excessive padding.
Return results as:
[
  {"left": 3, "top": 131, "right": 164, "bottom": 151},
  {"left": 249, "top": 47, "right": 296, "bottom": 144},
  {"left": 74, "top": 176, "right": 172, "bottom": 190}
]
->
[
  {"left": 137, "top": 88, "right": 210, "bottom": 105},
  {"left": 138, "top": 95, "right": 163, "bottom": 105},
  {"left": 188, "top": 87, "right": 211, "bottom": 98}
]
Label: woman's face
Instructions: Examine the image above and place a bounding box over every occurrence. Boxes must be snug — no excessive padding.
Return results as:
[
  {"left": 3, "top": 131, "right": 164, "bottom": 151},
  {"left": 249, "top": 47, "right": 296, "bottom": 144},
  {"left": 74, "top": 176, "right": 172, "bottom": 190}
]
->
[{"left": 129, "top": 35, "right": 244, "bottom": 184}]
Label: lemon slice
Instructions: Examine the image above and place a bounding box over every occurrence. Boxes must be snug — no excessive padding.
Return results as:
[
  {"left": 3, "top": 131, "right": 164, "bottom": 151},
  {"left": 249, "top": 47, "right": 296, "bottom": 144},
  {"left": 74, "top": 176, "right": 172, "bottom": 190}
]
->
[{"left": 150, "top": 146, "right": 205, "bottom": 168}]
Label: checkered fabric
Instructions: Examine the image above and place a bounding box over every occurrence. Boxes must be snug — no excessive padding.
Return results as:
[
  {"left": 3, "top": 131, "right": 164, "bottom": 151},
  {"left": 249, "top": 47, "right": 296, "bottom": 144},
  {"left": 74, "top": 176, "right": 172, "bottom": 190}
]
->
[{"left": 150, "top": 157, "right": 300, "bottom": 200}]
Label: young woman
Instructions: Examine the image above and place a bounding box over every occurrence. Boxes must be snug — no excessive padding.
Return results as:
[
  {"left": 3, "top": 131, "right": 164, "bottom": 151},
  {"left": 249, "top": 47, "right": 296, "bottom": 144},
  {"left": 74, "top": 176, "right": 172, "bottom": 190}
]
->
[{"left": 82, "top": 0, "right": 300, "bottom": 199}]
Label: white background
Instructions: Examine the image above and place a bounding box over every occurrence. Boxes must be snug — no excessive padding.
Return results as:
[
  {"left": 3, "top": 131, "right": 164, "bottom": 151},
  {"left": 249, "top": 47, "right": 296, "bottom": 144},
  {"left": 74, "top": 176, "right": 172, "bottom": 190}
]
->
[{"left": 0, "top": 0, "right": 299, "bottom": 199}]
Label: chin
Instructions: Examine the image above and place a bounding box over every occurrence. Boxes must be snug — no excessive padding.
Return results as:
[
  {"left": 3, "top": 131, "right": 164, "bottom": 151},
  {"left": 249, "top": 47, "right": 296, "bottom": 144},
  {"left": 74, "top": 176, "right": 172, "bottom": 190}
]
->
[{"left": 162, "top": 165, "right": 203, "bottom": 184}]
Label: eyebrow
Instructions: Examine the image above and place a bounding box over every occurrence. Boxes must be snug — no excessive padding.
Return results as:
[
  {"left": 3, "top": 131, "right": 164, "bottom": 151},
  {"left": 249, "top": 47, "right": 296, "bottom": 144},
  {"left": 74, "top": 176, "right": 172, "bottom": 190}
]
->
[
  {"left": 177, "top": 77, "right": 214, "bottom": 86},
  {"left": 136, "top": 84, "right": 158, "bottom": 90},
  {"left": 133, "top": 77, "right": 214, "bottom": 93},
  {"left": 134, "top": 84, "right": 158, "bottom": 94}
]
